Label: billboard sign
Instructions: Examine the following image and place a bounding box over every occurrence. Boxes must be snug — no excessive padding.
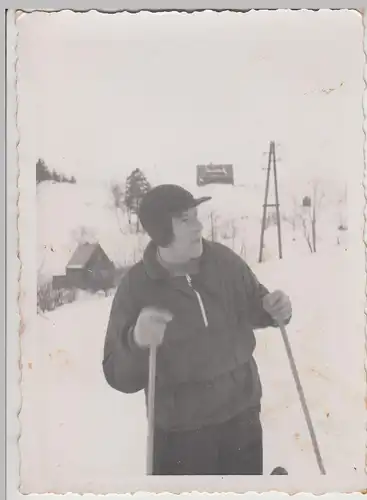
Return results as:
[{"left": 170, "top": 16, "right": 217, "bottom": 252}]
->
[{"left": 196, "top": 164, "right": 234, "bottom": 186}]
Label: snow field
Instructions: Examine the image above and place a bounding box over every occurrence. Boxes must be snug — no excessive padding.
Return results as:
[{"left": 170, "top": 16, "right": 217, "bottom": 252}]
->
[{"left": 20, "top": 242, "right": 365, "bottom": 492}]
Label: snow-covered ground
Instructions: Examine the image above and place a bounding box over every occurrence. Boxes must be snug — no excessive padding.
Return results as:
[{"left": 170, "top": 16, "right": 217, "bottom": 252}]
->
[{"left": 20, "top": 237, "right": 365, "bottom": 493}]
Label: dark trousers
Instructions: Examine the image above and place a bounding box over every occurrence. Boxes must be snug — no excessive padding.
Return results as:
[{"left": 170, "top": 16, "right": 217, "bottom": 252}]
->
[{"left": 153, "top": 406, "right": 263, "bottom": 475}]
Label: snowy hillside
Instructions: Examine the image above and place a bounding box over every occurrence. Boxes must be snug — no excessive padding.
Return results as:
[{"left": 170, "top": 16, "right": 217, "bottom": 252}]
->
[
  {"left": 37, "top": 176, "right": 349, "bottom": 285},
  {"left": 37, "top": 180, "right": 150, "bottom": 283}
]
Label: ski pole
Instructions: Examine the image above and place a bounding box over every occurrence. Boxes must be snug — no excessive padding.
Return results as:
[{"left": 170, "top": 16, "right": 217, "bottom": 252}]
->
[
  {"left": 146, "top": 344, "right": 157, "bottom": 475},
  {"left": 277, "top": 321, "right": 326, "bottom": 475}
]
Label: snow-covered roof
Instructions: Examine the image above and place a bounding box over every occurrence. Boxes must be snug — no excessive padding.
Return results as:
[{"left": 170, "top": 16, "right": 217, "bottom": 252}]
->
[{"left": 66, "top": 243, "right": 100, "bottom": 269}]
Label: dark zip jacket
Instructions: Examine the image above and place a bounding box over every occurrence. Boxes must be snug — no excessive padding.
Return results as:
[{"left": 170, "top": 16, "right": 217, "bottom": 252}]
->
[{"left": 102, "top": 239, "right": 286, "bottom": 431}]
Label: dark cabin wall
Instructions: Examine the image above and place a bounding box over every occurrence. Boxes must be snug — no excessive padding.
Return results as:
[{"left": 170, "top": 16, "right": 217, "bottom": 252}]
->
[
  {"left": 62, "top": 245, "right": 116, "bottom": 291},
  {"left": 66, "top": 268, "right": 87, "bottom": 289},
  {"left": 84, "top": 246, "right": 115, "bottom": 291}
]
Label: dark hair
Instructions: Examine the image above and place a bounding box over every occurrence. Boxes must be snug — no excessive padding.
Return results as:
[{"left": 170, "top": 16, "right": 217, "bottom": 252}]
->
[{"left": 145, "top": 212, "right": 175, "bottom": 248}]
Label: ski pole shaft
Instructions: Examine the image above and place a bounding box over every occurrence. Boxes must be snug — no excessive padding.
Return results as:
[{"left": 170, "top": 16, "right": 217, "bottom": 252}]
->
[
  {"left": 278, "top": 321, "right": 326, "bottom": 475},
  {"left": 146, "top": 344, "right": 157, "bottom": 475}
]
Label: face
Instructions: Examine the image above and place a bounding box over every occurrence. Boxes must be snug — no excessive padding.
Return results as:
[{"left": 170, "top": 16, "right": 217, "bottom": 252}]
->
[{"left": 170, "top": 207, "right": 204, "bottom": 260}]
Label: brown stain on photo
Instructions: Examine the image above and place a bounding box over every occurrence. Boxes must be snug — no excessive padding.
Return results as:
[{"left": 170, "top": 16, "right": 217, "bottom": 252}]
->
[
  {"left": 48, "top": 350, "right": 71, "bottom": 367},
  {"left": 48, "top": 349, "right": 71, "bottom": 367},
  {"left": 28, "top": 362, "right": 32, "bottom": 370},
  {"left": 19, "top": 321, "right": 25, "bottom": 336}
]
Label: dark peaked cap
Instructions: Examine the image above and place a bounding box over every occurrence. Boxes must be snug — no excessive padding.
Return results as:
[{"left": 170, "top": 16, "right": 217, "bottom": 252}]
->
[{"left": 138, "top": 184, "right": 211, "bottom": 238}]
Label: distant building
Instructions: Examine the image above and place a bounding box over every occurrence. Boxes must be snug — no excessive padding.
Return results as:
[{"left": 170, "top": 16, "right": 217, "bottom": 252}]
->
[{"left": 52, "top": 242, "right": 115, "bottom": 292}]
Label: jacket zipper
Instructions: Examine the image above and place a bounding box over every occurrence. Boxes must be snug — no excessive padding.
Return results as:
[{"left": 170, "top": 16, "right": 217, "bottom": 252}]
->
[{"left": 186, "top": 274, "right": 209, "bottom": 327}]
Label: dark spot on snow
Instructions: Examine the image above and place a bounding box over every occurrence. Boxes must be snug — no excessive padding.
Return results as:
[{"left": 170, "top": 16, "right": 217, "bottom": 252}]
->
[
  {"left": 326, "top": 412, "right": 330, "bottom": 418},
  {"left": 28, "top": 362, "right": 32, "bottom": 370}
]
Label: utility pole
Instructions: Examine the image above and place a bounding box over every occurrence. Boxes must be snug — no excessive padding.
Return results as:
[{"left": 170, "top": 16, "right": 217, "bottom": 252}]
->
[{"left": 258, "top": 141, "right": 283, "bottom": 263}]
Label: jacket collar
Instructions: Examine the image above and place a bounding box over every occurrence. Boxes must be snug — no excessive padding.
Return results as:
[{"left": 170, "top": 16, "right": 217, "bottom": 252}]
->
[{"left": 142, "top": 238, "right": 210, "bottom": 280}]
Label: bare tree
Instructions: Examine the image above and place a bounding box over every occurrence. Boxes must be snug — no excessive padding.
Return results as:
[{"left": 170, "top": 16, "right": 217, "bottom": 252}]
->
[
  {"left": 230, "top": 219, "right": 237, "bottom": 250},
  {"left": 208, "top": 211, "right": 219, "bottom": 242},
  {"left": 240, "top": 242, "right": 246, "bottom": 259},
  {"left": 285, "top": 196, "right": 300, "bottom": 233},
  {"left": 72, "top": 226, "right": 97, "bottom": 245},
  {"left": 300, "top": 215, "right": 313, "bottom": 253},
  {"left": 337, "top": 182, "right": 348, "bottom": 231},
  {"left": 310, "top": 180, "right": 325, "bottom": 252},
  {"left": 110, "top": 181, "right": 127, "bottom": 235},
  {"left": 298, "top": 179, "right": 325, "bottom": 253}
]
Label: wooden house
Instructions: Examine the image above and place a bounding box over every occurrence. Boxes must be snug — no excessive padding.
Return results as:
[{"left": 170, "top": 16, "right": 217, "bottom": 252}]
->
[{"left": 53, "top": 243, "right": 115, "bottom": 292}]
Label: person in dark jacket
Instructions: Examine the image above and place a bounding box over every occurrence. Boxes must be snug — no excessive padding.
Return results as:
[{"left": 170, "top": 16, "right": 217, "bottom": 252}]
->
[{"left": 103, "top": 184, "right": 292, "bottom": 476}]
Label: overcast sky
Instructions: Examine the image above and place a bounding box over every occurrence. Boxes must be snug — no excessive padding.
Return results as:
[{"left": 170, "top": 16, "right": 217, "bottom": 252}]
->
[{"left": 17, "top": 10, "right": 364, "bottom": 197}]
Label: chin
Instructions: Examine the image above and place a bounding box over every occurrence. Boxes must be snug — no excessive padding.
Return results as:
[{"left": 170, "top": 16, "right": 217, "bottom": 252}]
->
[{"left": 190, "top": 240, "right": 203, "bottom": 258}]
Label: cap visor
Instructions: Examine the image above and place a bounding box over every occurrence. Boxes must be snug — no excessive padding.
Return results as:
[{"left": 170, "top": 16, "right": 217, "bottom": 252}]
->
[{"left": 192, "top": 196, "right": 212, "bottom": 207}]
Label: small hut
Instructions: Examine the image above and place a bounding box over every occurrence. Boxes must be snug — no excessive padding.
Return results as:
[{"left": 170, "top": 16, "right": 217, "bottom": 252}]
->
[
  {"left": 53, "top": 243, "right": 115, "bottom": 292},
  {"left": 302, "top": 196, "right": 312, "bottom": 208}
]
